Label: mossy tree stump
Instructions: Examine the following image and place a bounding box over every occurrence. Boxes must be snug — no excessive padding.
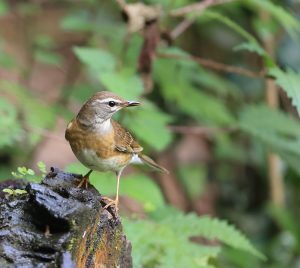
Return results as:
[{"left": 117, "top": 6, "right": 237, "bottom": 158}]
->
[{"left": 0, "top": 168, "right": 132, "bottom": 268}]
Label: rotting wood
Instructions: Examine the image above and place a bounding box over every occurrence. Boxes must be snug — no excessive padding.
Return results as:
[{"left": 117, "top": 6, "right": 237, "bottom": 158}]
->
[{"left": 0, "top": 168, "right": 132, "bottom": 268}]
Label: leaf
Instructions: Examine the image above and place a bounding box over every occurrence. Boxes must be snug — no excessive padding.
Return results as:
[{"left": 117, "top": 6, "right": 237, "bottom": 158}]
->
[
  {"left": 0, "top": 98, "right": 23, "bottom": 147},
  {"left": 123, "top": 206, "right": 265, "bottom": 267},
  {"left": 60, "top": 10, "right": 94, "bottom": 32},
  {"left": 0, "top": 0, "right": 8, "bottom": 17},
  {"left": 37, "top": 161, "right": 47, "bottom": 174},
  {"left": 269, "top": 67, "right": 300, "bottom": 116},
  {"left": 150, "top": 207, "right": 265, "bottom": 259},
  {"left": 14, "top": 189, "right": 27, "bottom": 195},
  {"left": 73, "top": 47, "right": 116, "bottom": 73},
  {"left": 100, "top": 70, "right": 144, "bottom": 99},
  {"left": 122, "top": 101, "right": 173, "bottom": 151},
  {"left": 123, "top": 218, "right": 220, "bottom": 268},
  {"left": 239, "top": 105, "right": 300, "bottom": 174},
  {"left": 0, "top": 80, "right": 56, "bottom": 145},
  {"left": 192, "top": 68, "right": 241, "bottom": 99},
  {"left": 233, "top": 42, "right": 267, "bottom": 57},
  {"left": 154, "top": 48, "right": 235, "bottom": 126},
  {"left": 2, "top": 188, "right": 14, "bottom": 195},
  {"left": 65, "top": 163, "right": 165, "bottom": 208},
  {"left": 34, "top": 50, "right": 62, "bottom": 66}
]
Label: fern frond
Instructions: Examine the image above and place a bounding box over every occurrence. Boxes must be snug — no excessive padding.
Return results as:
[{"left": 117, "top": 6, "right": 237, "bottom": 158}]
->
[
  {"left": 152, "top": 207, "right": 266, "bottom": 260},
  {"left": 269, "top": 67, "right": 300, "bottom": 116},
  {"left": 239, "top": 105, "right": 300, "bottom": 174},
  {"left": 124, "top": 206, "right": 265, "bottom": 268},
  {"left": 234, "top": 42, "right": 267, "bottom": 57}
]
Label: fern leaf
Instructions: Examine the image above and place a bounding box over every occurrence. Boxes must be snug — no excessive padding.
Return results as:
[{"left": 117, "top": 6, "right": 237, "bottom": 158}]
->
[
  {"left": 123, "top": 206, "right": 265, "bottom": 268},
  {"left": 239, "top": 105, "right": 300, "bottom": 174},
  {"left": 233, "top": 42, "right": 267, "bottom": 57},
  {"left": 269, "top": 67, "right": 300, "bottom": 116},
  {"left": 152, "top": 207, "right": 265, "bottom": 260}
]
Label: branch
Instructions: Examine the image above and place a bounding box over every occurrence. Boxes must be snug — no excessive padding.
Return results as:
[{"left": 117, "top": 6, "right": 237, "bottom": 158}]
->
[
  {"left": 170, "top": 0, "right": 235, "bottom": 17},
  {"left": 169, "top": 125, "right": 237, "bottom": 135},
  {"left": 157, "top": 52, "right": 264, "bottom": 78},
  {"left": 170, "top": 18, "right": 196, "bottom": 39}
]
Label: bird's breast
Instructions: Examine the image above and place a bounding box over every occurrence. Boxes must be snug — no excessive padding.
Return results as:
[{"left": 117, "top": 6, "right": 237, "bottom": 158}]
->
[
  {"left": 66, "top": 120, "right": 132, "bottom": 172},
  {"left": 77, "top": 148, "right": 131, "bottom": 172}
]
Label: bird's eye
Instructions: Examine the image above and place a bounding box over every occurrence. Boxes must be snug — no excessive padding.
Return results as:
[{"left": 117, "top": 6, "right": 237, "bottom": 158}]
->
[{"left": 108, "top": 101, "right": 116, "bottom": 107}]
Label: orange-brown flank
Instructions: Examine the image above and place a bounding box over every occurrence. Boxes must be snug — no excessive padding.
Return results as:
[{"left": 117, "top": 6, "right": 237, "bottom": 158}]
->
[{"left": 65, "top": 119, "right": 132, "bottom": 172}]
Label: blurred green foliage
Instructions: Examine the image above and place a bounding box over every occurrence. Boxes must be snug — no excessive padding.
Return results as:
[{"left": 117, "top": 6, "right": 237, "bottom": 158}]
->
[{"left": 1, "top": 0, "right": 300, "bottom": 267}]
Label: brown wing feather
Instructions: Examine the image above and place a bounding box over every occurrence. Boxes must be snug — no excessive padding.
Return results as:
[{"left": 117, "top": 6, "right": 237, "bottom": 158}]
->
[{"left": 112, "top": 120, "right": 143, "bottom": 153}]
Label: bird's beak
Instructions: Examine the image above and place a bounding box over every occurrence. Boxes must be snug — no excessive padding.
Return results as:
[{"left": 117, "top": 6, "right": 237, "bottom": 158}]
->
[{"left": 123, "top": 101, "right": 141, "bottom": 107}]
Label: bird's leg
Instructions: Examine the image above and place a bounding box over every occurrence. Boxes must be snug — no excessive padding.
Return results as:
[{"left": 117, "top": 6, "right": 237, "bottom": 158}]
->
[
  {"left": 103, "top": 169, "right": 123, "bottom": 212},
  {"left": 77, "top": 170, "right": 93, "bottom": 189}
]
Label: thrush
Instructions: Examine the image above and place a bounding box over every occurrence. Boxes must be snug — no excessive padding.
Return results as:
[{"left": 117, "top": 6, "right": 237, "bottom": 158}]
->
[{"left": 65, "top": 91, "right": 168, "bottom": 210}]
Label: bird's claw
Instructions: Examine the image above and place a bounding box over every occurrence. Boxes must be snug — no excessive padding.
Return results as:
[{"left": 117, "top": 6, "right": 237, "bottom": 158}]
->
[
  {"left": 102, "top": 196, "right": 119, "bottom": 213},
  {"left": 77, "top": 176, "right": 89, "bottom": 189}
]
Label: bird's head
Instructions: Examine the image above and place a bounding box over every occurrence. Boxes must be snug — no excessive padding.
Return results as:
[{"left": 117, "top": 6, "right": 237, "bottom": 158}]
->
[{"left": 77, "top": 91, "right": 140, "bottom": 126}]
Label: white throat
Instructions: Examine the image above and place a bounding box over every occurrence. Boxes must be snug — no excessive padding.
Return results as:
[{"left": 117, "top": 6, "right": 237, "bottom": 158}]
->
[{"left": 94, "top": 119, "right": 112, "bottom": 135}]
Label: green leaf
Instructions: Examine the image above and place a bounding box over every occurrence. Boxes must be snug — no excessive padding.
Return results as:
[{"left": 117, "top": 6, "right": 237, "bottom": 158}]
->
[
  {"left": 34, "top": 50, "right": 62, "bottom": 66},
  {"left": 100, "top": 70, "right": 144, "bottom": 99},
  {"left": 233, "top": 42, "right": 267, "bottom": 57},
  {"left": 60, "top": 10, "right": 94, "bottom": 32},
  {"left": 73, "top": 47, "right": 116, "bottom": 73},
  {"left": 239, "top": 105, "right": 300, "bottom": 174},
  {"left": 192, "top": 68, "right": 241, "bottom": 99},
  {"left": 0, "top": 98, "right": 23, "bottom": 147},
  {"left": 269, "top": 67, "right": 300, "bottom": 116},
  {"left": 2, "top": 188, "right": 14, "bottom": 195},
  {"left": 123, "top": 218, "right": 219, "bottom": 268},
  {"left": 150, "top": 207, "right": 265, "bottom": 259},
  {"left": 37, "top": 161, "right": 47, "bottom": 173},
  {"left": 14, "top": 189, "right": 27, "bottom": 195},
  {"left": 0, "top": 0, "right": 8, "bottom": 17},
  {"left": 0, "top": 80, "right": 56, "bottom": 145},
  {"left": 123, "top": 206, "right": 265, "bottom": 267},
  {"left": 154, "top": 48, "right": 235, "bottom": 126},
  {"left": 123, "top": 101, "right": 173, "bottom": 150}
]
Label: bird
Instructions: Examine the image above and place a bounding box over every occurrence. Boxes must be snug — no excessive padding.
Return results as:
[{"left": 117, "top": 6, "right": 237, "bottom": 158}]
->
[{"left": 65, "top": 91, "right": 168, "bottom": 210}]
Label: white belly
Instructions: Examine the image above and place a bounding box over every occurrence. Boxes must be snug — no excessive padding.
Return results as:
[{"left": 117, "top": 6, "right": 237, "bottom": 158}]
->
[{"left": 76, "top": 149, "right": 129, "bottom": 172}]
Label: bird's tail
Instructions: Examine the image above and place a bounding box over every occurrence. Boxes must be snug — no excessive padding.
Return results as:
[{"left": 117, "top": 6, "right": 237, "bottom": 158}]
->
[{"left": 139, "top": 154, "right": 169, "bottom": 174}]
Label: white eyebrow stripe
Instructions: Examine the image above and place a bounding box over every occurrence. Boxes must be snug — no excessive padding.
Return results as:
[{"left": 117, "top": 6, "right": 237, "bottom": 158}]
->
[{"left": 96, "top": 98, "right": 120, "bottom": 104}]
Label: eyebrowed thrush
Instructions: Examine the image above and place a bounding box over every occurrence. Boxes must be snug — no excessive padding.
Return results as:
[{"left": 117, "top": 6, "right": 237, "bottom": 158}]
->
[{"left": 65, "top": 91, "right": 168, "bottom": 210}]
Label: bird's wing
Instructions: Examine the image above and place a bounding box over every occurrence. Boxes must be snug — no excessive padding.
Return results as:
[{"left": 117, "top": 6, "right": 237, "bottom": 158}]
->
[{"left": 112, "top": 120, "right": 143, "bottom": 153}]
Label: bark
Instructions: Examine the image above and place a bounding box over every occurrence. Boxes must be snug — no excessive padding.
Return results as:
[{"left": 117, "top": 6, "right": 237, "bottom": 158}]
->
[{"left": 0, "top": 168, "right": 132, "bottom": 268}]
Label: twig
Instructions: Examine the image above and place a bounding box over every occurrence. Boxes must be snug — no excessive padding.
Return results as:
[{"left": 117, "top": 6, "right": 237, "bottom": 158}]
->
[
  {"left": 169, "top": 125, "right": 237, "bottom": 135},
  {"left": 260, "top": 11, "right": 284, "bottom": 207},
  {"left": 157, "top": 52, "right": 264, "bottom": 78},
  {"left": 170, "top": 0, "right": 235, "bottom": 17},
  {"left": 170, "top": 18, "right": 196, "bottom": 39}
]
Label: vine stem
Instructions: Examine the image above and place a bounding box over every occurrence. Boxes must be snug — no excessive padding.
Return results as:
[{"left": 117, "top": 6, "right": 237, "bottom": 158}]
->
[
  {"left": 260, "top": 11, "right": 285, "bottom": 207},
  {"left": 157, "top": 52, "right": 264, "bottom": 78}
]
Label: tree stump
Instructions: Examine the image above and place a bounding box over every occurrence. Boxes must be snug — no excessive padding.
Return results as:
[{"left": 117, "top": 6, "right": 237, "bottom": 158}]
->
[{"left": 0, "top": 168, "right": 132, "bottom": 268}]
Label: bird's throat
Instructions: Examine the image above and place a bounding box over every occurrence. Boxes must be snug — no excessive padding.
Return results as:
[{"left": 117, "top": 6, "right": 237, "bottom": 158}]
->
[{"left": 94, "top": 119, "right": 112, "bottom": 135}]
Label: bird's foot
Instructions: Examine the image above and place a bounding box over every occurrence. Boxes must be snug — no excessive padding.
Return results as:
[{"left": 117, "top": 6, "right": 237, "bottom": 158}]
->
[
  {"left": 102, "top": 196, "right": 119, "bottom": 213},
  {"left": 77, "top": 176, "right": 89, "bottom": 189}
]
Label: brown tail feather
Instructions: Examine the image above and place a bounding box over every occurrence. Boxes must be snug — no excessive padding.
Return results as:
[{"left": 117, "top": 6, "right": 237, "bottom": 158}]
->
[{"left": 139, "top": 154, "right": 169, "bottom": 174}]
